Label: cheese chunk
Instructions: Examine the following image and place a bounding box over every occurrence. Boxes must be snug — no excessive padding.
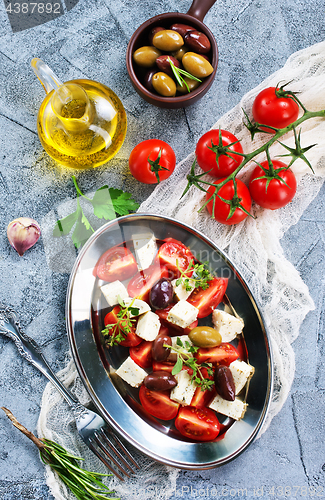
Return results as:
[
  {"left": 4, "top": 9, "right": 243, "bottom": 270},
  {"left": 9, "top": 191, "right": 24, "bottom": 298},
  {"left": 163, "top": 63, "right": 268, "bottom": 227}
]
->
[
  {"left": 132, "top": 232, "right": 157, "bottom": 270},
  {"left": 171, "top": 335, "right": 193, "bottom": 349},
  {"left": 212, "top": 309, "right": 244, "bottom": 342},
  {"left": 115, "top": 356, "right": 147, "bottom": 387},
  {"left": 209, "top": 395, "right": 247, "bottom": 420},
  {"left": 170, "top": 370, "right": 197, "bottom": 405},
  {"left": 167, "top": 300, "right": 199, "bottom": 329},
  {"left": 229, "top": 359, "right": 255, "bottom": 395},
  {"left": 136, "top": 311, "right": 160, "bottom": 341},
  {"left": 123, "top": 298, "right": 151, "bottom": 317},
  {"left": 101, "top": 280, "right": 128, "bottom": 307},
  {"left": 172, "top": 278, "right": 195, "bottom": 301}
]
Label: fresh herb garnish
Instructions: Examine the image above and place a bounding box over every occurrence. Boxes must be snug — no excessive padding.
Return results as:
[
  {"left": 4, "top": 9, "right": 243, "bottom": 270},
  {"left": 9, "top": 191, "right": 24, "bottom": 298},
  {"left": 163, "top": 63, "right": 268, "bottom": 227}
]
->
[
  {"left": 168, "top": 57, "right": 202, "bottom": 93},
  {"left": 53, "top": 176, "right": 139, "bottom": 249},
  {"left": 176, "top": 259, "right": 214, "bottom": 291},
  {"left": 166, "top": 337, "right": 214, "bottom": 391},
  {"left": 102, "top": 297, "right": 140, "bottom": 347}
]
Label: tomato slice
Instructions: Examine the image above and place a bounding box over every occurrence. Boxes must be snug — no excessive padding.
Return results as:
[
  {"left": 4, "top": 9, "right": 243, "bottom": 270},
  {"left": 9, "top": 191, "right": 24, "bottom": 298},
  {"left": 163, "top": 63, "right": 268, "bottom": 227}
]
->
[
  {"left": 129, "top": 340, "right": 153, "bottom": 368},
  {"left": 187, "top": 277, "right": 228, "bottom": 318},
  {"left": 95, "top": 245, "right": 137, "bottom": 282},
  {"left": 175, "top": 406, "right": 220, "bottom": 441},
  {"left": 139, "top": 385, "right": 180, "bottom": 420},
  {"left": 127, "top": 264, "right": 170, "bottom": 302},
  {"left": 190, "top": 368, "right": 216, "bottom": 409},
  {"left": 104, "top": 306, "right": 142, "bottom": 347},
  {"left": 156, "top": 240, "right": 194, "bottom": 278},
  {"left": 156, "top": 304, "right": 198, "bottom": 335},
  {"left": 152, "top": 361, "right": 175, "bottom": 373},
  {"left": 194, "top": 343, "right": 239, "bottom": 365}
]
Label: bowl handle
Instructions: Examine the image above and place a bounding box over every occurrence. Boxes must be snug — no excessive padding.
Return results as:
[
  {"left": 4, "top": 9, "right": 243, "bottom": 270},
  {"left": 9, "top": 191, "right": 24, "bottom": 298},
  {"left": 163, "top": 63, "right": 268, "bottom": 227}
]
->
[{"left": 187, "top": 0, "right": 217, "bottom": 22}]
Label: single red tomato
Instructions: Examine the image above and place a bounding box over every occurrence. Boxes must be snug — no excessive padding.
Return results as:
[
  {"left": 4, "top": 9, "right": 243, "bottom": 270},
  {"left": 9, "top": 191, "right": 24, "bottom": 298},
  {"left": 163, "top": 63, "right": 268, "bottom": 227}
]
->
[
  {"left": 95, "top": 245, "right": 137, "bottom": 282},
  {"left": 139, "top": 385, "right": 180, "bottom": 420},
  {"left": 249, "top": 160, "right": 297, "bottom": 210},
  {"left": 187, "top": 277, "right": 228, "bottom": 318},
  {"left": 194, "top": 343, "right": 239, "bottom": 365},
  {"left": 152, "top": 361, "right": 175, "bottom": 373},
  {"left": 190, "top": 368, "right": 216, "bottom": 409},
  {"left": 196, "top": 129, "right": 244, "bottom": 177},
  {"left": 175, "top": 406, "right": 220, "bottom": 441},
  {"left": 252, "top": 86, "right": 299, "bottom": 132},
  {"left": 156, "top": 240, "right": 195, "bottom": 278},
  {"left": 127, "top": 264, "right": 170, "bottom": 302},
  {"left": 206, "top": 178, "right": 252, "bottom": 225},
  {"left": 129, "top": 139, "right": 176, "bottom": 184},
  {"left": 129, "top": 340, "right": 153, "bottom": 368},
  {"left": 104, "top": 307, "right": 141, "bottom": 347}
]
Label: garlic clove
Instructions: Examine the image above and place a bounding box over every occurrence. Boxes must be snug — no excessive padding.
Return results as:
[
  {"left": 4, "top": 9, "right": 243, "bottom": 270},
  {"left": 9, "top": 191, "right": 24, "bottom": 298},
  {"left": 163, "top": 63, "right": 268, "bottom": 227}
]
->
[{"left": 7, "top": 217, "right": 41, "bottom": 256}]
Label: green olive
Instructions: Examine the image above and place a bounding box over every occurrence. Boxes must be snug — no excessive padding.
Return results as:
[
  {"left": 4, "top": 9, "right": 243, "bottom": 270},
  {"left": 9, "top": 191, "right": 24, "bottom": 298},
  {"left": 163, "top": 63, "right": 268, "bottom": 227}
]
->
[
  {"left": 171, "top": 46, "right": 188, "bottom": 61},
  {"left": 152, "top": 72, "right": 176, "bottom": 97},
  {"left": 133, "top": 46, "right": 162, "bottom": 67},
  {"left": 176, "top": 77, "right": 200, "bottom": 94},
  {"left": 188, "top": 326, "right": 222, "bottom": 347},
  {"left": 182, "top": 52, "right": 214, "bottom": 78},
  {"left": 152, "top": 30, "right": 184, "bottom": 52}
]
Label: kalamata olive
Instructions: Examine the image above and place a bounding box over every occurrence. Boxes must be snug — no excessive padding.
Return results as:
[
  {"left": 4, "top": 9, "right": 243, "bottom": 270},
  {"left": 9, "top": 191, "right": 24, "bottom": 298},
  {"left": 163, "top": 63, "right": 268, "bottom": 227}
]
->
[
  {"left": 152, "top": 30, "right": 184, "bottom": 51},
  {"left": 144, "top": 371, "right": 177, "bottom": 391},
  {"left": 171, "top": 46, "right": 188, "bottom": 61},
  {"left": 148, "top": 26, "right": 164, "bottom": 45},
  {"left": 214, "top": 365, "right": 236, "bottom": 401},
  {"left": 152, "top": 72, "right": 176, "bottom": 97},
  {"left": 133, "top": 46, "right": 162, "bottom": 67},
  {"left": 156, "top": 55, "right": 180, "bottom": 76},
  {"left": 184, "top": 31, "right": 211, "bottom": 54},
  {"left": 182, "top": 52, "right": 214, "bottom": 78},
  {"left": 143, "top": 69, "right": 157, "bottom": 91},
  {"left": 188, "top": 326, "right": 222, "bottom": 347},
  {"left": 176, "top": 77, "right": 200, "bottom": 94},
  {"left": 149, "top": 278, "right": 174, "bottom": 309},
  {"left": 170, "top": 23, "right": 194, "bottom": 38},
  {"left": 152, "top": 333, "right": 172, "bottom": 362}
]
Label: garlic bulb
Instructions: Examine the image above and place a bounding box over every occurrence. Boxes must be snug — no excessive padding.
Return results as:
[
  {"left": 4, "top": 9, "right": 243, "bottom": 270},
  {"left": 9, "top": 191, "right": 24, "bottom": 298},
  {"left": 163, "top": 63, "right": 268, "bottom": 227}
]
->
[{"left": 7, "top": 217, "right": 41, "bottom": 256}]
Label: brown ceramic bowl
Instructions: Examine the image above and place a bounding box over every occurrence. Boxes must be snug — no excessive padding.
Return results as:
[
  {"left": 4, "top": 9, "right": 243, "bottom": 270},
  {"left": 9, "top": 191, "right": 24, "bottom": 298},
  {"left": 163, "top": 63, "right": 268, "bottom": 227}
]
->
[{"left": 126, "top": 0, "right": 218, "bottom": 109}]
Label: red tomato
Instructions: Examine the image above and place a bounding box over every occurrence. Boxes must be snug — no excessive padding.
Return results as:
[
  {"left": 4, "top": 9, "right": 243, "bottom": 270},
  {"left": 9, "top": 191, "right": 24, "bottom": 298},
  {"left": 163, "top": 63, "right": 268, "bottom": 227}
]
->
[
  {"left": 95, "top": 245, "right": 137, "bottom": 282},
  {"left": 127, "top": 264, "right": 170, "bottom": 302},
  {"left": 249, "top": 160, "right": 297, "bottom": 210},
  {"left": 129, "top": 139, "right": 176, "bottom": 184},
  {"left": 139, "top": 385, "right": 180, "bottom": 420},
  {"left": 187, "top": 277, "right": 228, "bottom": 318},
  {"left": 194, "top": 343, "right": 239, "bottom": 365},
  {"left": 156, "top": 241, "right": 195, "bottom": 278},
  {"left": 175, "top": 406, "right": 220, "bottom": 441},
  {"left": 152, "top": 361, "right": 175, "bottom": 373},
  {"left": 190, "top": 368, "right": 216, "bottom": 409},
  {"left": 206, "top": 178, "right": 252, "bottom": 225},
  {"left": 104, "top": 307, "right": 141, "bottom": 347},
  {"left": 196, "top": 129, "right": 244, "bottom": 177},
  {"left": 129, "top": 340, "right": 153, "bottom": 368},
  {"left": 155, "top": 304, "right": 198, "bottom": 335},
  {"left": 252, "top": 86, "right": 299, "bottom": 132}
]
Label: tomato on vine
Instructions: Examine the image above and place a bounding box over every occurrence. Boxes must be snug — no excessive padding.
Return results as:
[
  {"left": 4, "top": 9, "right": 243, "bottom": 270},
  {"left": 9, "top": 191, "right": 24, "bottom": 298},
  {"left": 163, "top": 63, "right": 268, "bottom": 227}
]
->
[
  {"left": 195, "top": 129, "right": 244, "bottom": 177},
  {"left": 205, "top": 178, "right": 252, "bottom": 225},
  {"left": 252, "top": 85, "right": 299, "bottom": 132},
  {"left": 129, "top": 139, "right": 176, "bottom": 184}
]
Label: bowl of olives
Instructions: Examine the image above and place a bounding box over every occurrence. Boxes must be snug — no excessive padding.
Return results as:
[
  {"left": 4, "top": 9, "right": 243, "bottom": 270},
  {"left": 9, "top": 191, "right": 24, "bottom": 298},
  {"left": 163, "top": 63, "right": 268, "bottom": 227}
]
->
[{"left": 126, "top": 0, "right": 218, "bottom": 108}]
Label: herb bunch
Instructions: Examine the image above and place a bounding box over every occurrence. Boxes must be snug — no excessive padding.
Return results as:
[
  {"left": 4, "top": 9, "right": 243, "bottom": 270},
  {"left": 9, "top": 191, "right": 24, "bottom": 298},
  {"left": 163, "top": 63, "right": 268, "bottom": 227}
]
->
[
  {"left": 102, "top": 297, "right": 140, "bottom": 347},
  {"left": 176, "top": 259, "right": 214, "bottom": 291}
]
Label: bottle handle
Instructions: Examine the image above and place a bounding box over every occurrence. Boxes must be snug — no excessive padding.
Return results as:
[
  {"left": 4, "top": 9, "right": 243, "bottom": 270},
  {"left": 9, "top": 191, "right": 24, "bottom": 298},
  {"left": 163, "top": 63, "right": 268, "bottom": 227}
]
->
[{"left": 31, "top": 58, "right": 63, "bottom": 94}]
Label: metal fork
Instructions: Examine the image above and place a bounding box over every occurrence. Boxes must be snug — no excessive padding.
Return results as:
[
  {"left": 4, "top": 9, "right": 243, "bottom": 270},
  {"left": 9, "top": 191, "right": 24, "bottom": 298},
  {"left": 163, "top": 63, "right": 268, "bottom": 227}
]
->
[{"left": 0, "top": 303, "right": 139, "bottom": 481}]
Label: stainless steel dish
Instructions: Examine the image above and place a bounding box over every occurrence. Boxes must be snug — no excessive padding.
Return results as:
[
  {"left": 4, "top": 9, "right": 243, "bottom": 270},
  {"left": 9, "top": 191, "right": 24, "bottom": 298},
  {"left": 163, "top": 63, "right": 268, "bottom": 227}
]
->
[{"left": 66, "top": 214, "right": 273, "bottom": 469}]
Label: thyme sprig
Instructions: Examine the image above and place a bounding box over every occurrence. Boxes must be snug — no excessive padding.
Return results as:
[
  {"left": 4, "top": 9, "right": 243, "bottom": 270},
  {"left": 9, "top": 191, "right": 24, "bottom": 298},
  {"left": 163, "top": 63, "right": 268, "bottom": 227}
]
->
[
  {"left": 102, "top": 297, "right": 139, "bottom": 347},
  {"left": 166, "top": 337, "right": 214, "bottom": 391},
  {"left": 175, "top": 259, "right": 214, "bottom": 291},
  {"left": 168, "top": 57, "right": 202, "bottom": 93},
  {"left": 1, "top": 407, "right": 119, "bottom": 500}
]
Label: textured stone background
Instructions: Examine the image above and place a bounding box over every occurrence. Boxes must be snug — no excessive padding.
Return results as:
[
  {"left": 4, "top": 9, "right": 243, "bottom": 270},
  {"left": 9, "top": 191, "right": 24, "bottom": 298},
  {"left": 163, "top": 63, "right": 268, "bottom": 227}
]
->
[{"left": 0, "top": 0, "right": 324, "bottom": 498}]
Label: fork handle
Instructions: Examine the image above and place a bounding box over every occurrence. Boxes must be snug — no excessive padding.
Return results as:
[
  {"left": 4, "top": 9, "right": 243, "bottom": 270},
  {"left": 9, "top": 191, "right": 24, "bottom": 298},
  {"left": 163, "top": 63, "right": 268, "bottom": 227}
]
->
[{"left": 0, "top": 304, "right": 79, "bottom": 408}]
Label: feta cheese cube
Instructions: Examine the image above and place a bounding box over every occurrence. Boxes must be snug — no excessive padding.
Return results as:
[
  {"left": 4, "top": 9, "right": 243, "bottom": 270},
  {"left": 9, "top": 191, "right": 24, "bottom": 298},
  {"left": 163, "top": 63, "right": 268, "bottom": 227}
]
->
[
  {"left": 172, "top": 278, "right": 195, "bottom": 301},
  {"left": 136, "top": 311, "right": 160, "bottom": 341},
  {"left": 212, "top": 309, "right": 244, "bottom": 342},
  {"left": 229, "top": 359, "right": 255, "bottom": 395},
  {"left": 115, "top": 356, "right": 147, "bottom": 387},
  {"left": 132, "top": 232, "right": 157, "bottom": 270},
  {"left": 171, "top": 335, "right": 193, "bottom": 349},
  {"left": 170, "top": 370, "right": 197, "bottom": 405},
  {"left": 101, "top": 280, "right": 128, "bottom": 307},
  {"left": 123, "top": 298, "right": 151, "bottom": 317},
  {"left": 167, "top": 300, "right": 199, "bottom": 329},
  {"left": 209, "top": 395, "right": 247, "bottom": 420}
]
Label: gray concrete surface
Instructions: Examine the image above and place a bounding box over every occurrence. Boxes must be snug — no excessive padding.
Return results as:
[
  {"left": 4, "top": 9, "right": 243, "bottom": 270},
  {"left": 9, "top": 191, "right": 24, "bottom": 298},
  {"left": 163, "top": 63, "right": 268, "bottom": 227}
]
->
[{"left": 0, "top": 0, "right": 324, "bottom": 498}]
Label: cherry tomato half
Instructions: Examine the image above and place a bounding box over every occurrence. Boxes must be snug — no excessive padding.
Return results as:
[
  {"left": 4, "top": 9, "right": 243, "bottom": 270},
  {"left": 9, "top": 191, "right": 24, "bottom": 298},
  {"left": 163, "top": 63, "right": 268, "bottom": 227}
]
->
[
  {"left": 190, "top": 368, "right": 216, "bottom": 409},
  {"left": 206, "top": 178, "right": 252, "bottom": 225},
  {"left": 196, "top": 129, "right": 244, "bottom": 177},
  {"left": 252, "top": 86, "right": 299, "bottom": 132},
  {"left": 104, "top": 306, "right": 142, "bottom": 347},
  {"left": 175, "top": 406, "right": 220, "bottom": 441},
  {"left": 129, "top": 340, "right": 153, "bottom": 368},
  {"left": 156, "top": 240, "right": 195, "bottom": 278},
  {"left": 249, "top": 160, "right": 297, "bottom": 210},
  {"left": 129, "top": 139, "right": 176, "bottom": 184},
  {"left": 194, "top": 343, "right": 239, "bottom": 365},
  {"left": 187, "top": 277, "right": 228, "bottom": 318},
  {"left": 139, "top": 385, "right": 180, "bottom": 420},
  {"left": 95, "top": 245, "right": 137, "bottom": 282},
  {"left": 127, "top": 264, "right": 170, "bottom": 302}
]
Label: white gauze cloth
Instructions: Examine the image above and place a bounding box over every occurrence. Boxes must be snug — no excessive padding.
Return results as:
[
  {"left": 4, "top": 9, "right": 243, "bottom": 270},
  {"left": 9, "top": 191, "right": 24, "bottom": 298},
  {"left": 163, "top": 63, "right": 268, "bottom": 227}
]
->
[{"left": 38, "top": 41, "right": 325, "bottom": 500}]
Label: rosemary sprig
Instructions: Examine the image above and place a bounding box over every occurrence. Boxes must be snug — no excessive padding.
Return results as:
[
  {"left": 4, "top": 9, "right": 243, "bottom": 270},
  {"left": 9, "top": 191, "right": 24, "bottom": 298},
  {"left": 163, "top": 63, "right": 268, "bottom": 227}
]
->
[
  {"left": 175, "top": 259, "right": 214, "bottom": 291},
  {"left": 168, "top": 57, "right": 201, "bottom": 93},
  {"left": 1, "top": 407, "right": 119, "bottom": 500},
  {"left": 102, "top": 297, "right": 140, "bottom": 347}
]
